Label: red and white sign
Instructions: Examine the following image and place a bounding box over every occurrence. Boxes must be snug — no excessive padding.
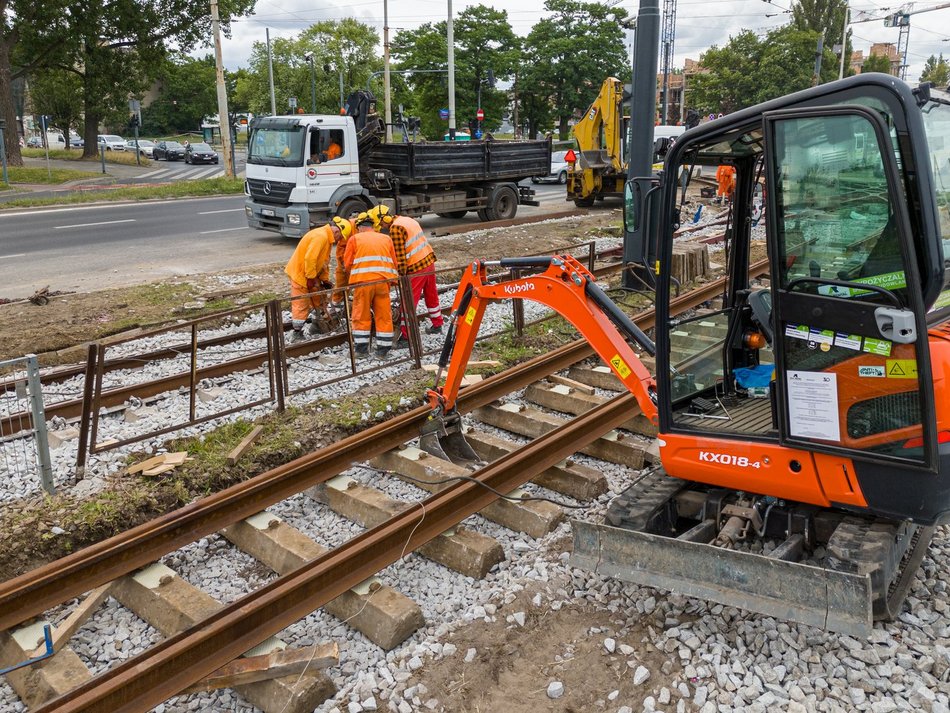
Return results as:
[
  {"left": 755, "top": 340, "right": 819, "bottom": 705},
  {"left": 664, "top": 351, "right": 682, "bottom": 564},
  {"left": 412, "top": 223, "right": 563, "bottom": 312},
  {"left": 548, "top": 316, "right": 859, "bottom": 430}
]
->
[{"left": 476, "top": 108, "right": 485, "bottom": 121}]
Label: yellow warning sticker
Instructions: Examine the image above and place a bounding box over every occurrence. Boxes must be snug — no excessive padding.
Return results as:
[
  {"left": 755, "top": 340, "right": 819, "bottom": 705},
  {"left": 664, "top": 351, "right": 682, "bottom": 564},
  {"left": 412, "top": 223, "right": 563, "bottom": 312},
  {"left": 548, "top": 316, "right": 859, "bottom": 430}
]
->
[
  {"left": 885, "top": 359, "right": 918, "bottom": 379},
  {"left": 610, "top": 354, "right": 632, "bottom": 379},
  {"left": 465, "top": 306, "right": 476, "bottom": 326}
]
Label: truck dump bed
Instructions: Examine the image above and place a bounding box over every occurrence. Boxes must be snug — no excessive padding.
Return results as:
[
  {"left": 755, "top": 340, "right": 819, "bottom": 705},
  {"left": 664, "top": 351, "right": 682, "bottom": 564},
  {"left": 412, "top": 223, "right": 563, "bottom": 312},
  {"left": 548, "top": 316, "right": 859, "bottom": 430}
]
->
[{"left": 368, "top": 139, "right": 551, "bottom": 185}]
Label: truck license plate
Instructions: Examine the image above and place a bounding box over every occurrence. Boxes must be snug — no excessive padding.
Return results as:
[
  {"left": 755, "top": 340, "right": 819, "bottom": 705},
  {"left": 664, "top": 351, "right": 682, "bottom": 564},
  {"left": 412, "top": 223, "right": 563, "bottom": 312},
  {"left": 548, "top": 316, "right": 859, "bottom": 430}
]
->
[{"left": 262, "top": 208, "right": 275, "bottom": 217}]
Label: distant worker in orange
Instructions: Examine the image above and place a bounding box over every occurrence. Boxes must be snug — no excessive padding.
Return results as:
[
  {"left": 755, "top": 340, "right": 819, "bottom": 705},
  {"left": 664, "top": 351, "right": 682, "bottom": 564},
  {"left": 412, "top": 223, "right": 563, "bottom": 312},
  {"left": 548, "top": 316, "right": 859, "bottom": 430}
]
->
[
  {"left": 310, "top": 132, "right": 343, "bottom": 164},
  {"left": 368, "top": 205, "right": 443, "bottom": 348},
  {"left": 345, "top": 213, "right": 398, "bottom": 357},
  {"left": 284, "top": 216, "right": 353, "bottom": 343},
  {"left": 716, "top": 164, "right": 736, "bottom": 204}
]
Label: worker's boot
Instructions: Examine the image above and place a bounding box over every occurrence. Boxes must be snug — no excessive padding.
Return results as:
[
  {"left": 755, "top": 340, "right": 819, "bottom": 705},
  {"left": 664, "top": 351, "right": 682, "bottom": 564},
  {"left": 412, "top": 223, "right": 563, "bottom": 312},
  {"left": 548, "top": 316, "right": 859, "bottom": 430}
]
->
[
  {"left": 375, "top": 347, "right": 391, "bottom": 359},
  {"left": 393, "top": 334, "right": 410, "bottom": 349},
  {"left": 354, "top": 343, "right": 369, "bottom": 356},
  {"left": 288, "top": 329, "right": 307, "bottom": 344},
  {"left": 426, "top": 324, "right": 443, "bottom": 335}
]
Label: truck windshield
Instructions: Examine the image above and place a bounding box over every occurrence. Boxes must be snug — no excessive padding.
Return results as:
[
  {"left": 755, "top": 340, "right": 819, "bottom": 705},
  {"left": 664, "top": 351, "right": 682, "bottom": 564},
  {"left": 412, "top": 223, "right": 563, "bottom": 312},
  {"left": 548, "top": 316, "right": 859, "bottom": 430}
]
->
[
  {"left": 248, "top": 127, "right": 305, "bottom": 166},
  {"left": 921, "top": 88, "right": 950, "bottom": 314}
]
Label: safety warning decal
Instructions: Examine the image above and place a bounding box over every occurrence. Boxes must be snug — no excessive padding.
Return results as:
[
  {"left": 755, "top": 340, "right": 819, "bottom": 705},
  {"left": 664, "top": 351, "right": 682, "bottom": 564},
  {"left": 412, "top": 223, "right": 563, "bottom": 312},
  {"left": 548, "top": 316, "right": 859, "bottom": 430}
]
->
[
  {"left": 858, "top": 365, "right": 886, "bottom": 378},
  {"left": 465, "top": 306, "right": 477, "bottom": 326},
  {"left": 610, "top": 354, "right": 632, "bottom": 379},
  {"left": 885, "top": 359, "right": 917, "bottom": 379}
]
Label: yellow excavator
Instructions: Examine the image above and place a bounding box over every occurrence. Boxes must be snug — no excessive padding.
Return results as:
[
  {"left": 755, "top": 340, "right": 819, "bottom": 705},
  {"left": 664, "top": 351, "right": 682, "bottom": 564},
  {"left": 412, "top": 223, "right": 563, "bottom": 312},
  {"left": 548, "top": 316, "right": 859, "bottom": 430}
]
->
[{"left": 566, "top": 77, "right": 628, "bottom": 207}]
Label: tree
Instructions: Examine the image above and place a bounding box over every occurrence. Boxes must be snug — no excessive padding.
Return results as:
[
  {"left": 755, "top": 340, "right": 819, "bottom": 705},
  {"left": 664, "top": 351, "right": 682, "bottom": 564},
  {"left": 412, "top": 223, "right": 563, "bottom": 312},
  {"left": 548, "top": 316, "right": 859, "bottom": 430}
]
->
[
  {"left": 689, "top": 25, "right": 840, "bottom": 114},
  {"left": 241, "top": 19, "right": 383, "bottom": 117},
  {"left": 921, "top": 53, "right": 949, "bottom": 87},
  {"left": 862, "top": 53, "right": 893, "bottom": 75},
  {"left": 791, "top": 0, "right": 850, "bottom": 63},
  {"left": 392, "top": 5, "right": 519, "bottom": 139},
  {"left": 521, "top": 0, "right": 629, "bottom": 140},
  {"left": 29, "top": 68, "right": 83, "bottom": 148},
  {"left": 141, "top": 55, "right": 218, "bottom": 135}
]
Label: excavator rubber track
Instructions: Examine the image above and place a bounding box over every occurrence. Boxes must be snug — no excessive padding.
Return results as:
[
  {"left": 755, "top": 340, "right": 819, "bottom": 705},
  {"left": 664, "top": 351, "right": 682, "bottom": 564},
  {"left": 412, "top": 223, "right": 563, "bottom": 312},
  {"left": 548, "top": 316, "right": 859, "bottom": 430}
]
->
[{"left": 570, "top": 469, "right": 934, "bottom": 637}]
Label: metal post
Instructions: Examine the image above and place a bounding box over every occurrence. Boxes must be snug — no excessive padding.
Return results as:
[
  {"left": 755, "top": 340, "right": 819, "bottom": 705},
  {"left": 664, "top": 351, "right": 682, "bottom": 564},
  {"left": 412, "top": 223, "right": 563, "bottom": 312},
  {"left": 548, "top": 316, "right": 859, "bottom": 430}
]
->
[
  {"left": 305, "top": 54, "right": 316, "bottom": 113},
  {"left": 134, "top": 124, "right": 140, "bottom": 166},
  {"left": 384, "top": 0, "right": 393, "bottom": 142},
  {"left": 269, "top": 300, "right": 287, "bottom": 411},
  {"left": 25, "top": 355, "right": 54, "bottom": 495},
  {"left": 838, "top": 3, "right": 850, "bottom": 80},
  {"left": 0, "top": 119, "right": 8, "bottom": 185},
  {"left": 266, "top": 28, "right": 277, "bottom": 116},
  {"left": 100, "top": 142, "right": 106, "bottom": 174},
  {"left": 75, "top": 344, "right": 98, "bottom": 473},
  {"left": 339, "top": 70, "right": 345, "bottom": 113},
  {"left": 622, "top": 0, "right": 660, "bottom": 288},
  {"left": 211, "top": 0, "right": 235, "bottom": 178},
  {"left": 447, "top": 0, "right": 456, "bottom": 140},
  {"left": 511, "top": 269, "right": 525, "bottom": 336}
]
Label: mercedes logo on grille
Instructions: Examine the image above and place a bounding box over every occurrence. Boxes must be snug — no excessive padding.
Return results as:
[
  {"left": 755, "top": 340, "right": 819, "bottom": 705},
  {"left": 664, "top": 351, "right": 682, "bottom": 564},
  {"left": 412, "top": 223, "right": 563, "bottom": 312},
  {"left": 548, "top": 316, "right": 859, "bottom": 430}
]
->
[{"left": 263, "top": 181, "right": 272, "bottom": 195}]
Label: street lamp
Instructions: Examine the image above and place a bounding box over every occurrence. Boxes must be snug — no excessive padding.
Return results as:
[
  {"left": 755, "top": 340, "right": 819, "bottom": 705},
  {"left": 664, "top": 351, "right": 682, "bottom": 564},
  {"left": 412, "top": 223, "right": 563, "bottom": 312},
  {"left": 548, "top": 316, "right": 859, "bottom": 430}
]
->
[{"left": 304, "top": 52, "right": 317, "bottom": 114}]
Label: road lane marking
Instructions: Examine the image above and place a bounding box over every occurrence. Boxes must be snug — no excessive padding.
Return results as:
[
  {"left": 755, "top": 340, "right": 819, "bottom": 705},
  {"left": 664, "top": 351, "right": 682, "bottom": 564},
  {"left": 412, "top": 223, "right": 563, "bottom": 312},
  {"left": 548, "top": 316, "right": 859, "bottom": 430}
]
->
[
  {"left": 53, "top": 219, "right": 136, "bottom": 229},
  {"left": 199, "top": 226, "right": 249, "bottom": 234},
  {"left": 138, "top": 169, "right": 171, "bottom": 179},
  {"left": 0, "top": 253, "right": 26, "bottom": 260},
  {"left": 198, "top": 208, "right": 245, "bottom": 215},
  {"left": 0, "top": 195, "right": 244, "bottom": 217}
]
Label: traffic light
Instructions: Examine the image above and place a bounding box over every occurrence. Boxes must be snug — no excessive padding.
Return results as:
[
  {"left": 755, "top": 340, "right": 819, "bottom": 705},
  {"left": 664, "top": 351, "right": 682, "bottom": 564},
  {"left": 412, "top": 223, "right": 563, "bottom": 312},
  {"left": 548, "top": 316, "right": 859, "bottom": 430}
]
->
[{"left": 129, "top": 113, "right": 139, "bottom": 128}]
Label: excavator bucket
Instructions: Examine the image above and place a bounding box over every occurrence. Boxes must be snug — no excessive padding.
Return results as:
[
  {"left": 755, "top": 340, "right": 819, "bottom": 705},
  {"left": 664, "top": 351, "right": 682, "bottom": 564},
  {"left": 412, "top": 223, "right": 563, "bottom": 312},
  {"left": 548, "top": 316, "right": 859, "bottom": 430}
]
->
[
  {"left": 419, "top": 411, "right": 480, "bottom": 465},
  {"left": 569, "top": 520, "right": 873, "bottom": 637}
]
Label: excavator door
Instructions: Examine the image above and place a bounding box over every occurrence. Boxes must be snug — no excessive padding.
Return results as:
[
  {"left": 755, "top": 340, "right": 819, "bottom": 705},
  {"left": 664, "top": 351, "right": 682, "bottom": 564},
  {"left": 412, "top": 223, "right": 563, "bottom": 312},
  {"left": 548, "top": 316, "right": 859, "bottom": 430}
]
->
[{"left": 763, "top": 106, "right": 938, "bottom": 470}]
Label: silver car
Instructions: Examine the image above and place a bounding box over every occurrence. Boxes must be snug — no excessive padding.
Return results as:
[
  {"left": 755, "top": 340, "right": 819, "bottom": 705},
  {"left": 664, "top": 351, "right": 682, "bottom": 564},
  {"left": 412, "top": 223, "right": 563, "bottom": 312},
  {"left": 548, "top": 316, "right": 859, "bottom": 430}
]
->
[
  {"left": 98, "top": 134, "right": 126, "bottom": 151},
  {"left": 532, "top": 150, "right": 569, "bottom": 184},
  {"left": 126, "top": 139, "right": 155, "bottom": 157}
]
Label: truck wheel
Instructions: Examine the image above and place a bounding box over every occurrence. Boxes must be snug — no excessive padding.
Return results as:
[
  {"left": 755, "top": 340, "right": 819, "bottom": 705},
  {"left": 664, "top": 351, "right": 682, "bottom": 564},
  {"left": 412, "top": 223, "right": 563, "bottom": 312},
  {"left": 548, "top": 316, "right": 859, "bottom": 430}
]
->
[
  {"left": 337, "top": 198, "right": 366, "bottom": 220},
  {"left": 574, "top": 195, "right": 596, "bottom": 207},
  {"left": 486, "top": 186, "right": 518, "bottom": 221},
  {"left": 477, "top": 209, "right": 491, "bottom": 221},
  {"left": 436, "top": 211, "right": 467, "bottom": 219}
]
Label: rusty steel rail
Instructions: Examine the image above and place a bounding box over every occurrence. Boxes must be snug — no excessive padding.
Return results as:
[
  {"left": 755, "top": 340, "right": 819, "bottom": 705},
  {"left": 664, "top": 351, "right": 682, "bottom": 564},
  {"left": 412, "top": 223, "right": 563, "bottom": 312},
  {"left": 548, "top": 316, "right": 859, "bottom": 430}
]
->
[
  {"left": 429, "top": 208, "right": 589, "bottom": 237},
  {"left": 37, "top": 393, "right": 638, "bottom": 713},
  {"left": 0, "top": 259, "right": 766, "bottom": 632}
]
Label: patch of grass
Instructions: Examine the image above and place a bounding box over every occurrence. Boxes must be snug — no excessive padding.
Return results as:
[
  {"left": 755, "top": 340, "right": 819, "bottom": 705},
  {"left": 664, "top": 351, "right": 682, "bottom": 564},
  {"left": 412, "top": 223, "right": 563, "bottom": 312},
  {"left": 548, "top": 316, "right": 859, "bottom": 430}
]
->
[
  {"left": 6, "top": 165, "right": 100, "bottom": 184},
  {"left": 0, "top": 177, "right": 245, "bottom": 210},
  {"left": 21, "top": 148, "right": 151, "bottom": 167}
]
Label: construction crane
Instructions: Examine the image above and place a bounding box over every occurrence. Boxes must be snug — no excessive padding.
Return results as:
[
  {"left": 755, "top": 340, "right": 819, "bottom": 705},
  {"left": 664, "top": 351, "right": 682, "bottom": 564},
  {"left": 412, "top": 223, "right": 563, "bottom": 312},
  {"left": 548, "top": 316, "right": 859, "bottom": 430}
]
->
[
  {"left": 659, "top": 0, "right": 677, "bottom": 124},
  {"left": 852, "top": 2, "right": 950, "bottom": 79}
]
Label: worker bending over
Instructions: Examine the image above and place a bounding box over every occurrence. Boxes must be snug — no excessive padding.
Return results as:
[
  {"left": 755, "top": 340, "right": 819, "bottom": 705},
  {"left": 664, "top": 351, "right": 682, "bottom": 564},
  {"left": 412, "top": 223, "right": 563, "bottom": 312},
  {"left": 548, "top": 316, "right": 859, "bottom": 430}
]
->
[
  {"left": 345, "top": 213, "right": 398, "bottom": 357},
  {"left": 284, "top": 216, "right": 353, "bottom": 343},
  {"left": 715, "top": 165, "right": 736, "bottom": 204},
  {"left": 367, "top": 205, "right": 444, "bottom": 348}
]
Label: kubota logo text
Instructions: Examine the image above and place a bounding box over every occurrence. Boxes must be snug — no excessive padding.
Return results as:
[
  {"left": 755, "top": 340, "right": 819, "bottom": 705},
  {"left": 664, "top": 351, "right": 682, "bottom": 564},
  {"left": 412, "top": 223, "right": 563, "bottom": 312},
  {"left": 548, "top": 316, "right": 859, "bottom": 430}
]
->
[
  {"left": 699, "top": 451, "right": 761, "bottom": 468},
  {"left": 503, "top": 282, "right": 535, "bottom": 295}
]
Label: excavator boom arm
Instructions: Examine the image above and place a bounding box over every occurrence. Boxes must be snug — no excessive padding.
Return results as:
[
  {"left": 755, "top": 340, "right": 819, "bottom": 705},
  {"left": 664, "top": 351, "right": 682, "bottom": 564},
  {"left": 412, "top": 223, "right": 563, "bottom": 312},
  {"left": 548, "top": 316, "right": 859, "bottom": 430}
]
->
[{"left": 427, "top": 255, "right": 658, "bottom": 422}]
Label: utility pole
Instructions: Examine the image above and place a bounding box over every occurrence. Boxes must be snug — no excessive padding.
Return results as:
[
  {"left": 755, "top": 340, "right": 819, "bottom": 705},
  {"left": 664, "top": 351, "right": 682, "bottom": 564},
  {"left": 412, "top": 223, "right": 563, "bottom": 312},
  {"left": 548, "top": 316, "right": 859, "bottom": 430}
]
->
[
  {"left": 660, "top": 0, "right": 677, "bottom": 125},
  {"left": 266, "top": 28, "right": 277, "bottom": 116},
  {"left": 812, "top": 36, "right": 824, "bottom": 86},
  {"left": 447, "top": 0, "right": 456, "bottom": 140},
  {"left": 211, "top": 0, "right": 234, "bottom": 177},
  {"left": 384, "top": 0, "right": 393, "bottom": 141},
  {"left": 838, "top": 2, "right": 850, "bottom": 79},
  {"left": 512, "top": 72, "right": 519, "bottom": 139}
]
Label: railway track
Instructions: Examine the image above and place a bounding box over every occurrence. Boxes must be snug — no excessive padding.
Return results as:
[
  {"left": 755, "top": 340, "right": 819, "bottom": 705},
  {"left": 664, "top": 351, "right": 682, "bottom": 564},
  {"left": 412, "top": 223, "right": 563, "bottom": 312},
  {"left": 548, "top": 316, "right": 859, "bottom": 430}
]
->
[{"left": 0, "top": 259, "right": 767, "bottom": 713}]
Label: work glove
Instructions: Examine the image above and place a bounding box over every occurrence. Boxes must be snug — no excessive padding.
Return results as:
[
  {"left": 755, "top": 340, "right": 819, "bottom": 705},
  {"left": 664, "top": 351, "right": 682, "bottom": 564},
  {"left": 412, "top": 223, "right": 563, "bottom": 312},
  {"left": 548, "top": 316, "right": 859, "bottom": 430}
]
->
[{"left": 321, "top": 280, "right": 334, "bottom": 291}]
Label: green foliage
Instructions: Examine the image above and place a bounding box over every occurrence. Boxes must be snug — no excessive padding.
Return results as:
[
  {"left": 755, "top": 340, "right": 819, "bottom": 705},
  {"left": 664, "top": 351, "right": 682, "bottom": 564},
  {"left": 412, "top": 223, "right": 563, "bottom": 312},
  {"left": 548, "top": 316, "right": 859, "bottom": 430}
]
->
[
  {"left": 29, "top": 69, "right": 84, "bottom": 146},
  {"left": 392, "top": 4, "right": 519, "bottom": 139},
  {"left": 4, "top": 166, "right": 97, "bottom": 184},
  {"left": 791, "top": 0, "right": 850, "bottom": 59},
  {"left": 920, "top": 54, "right": 949, "bottom": 87},
  {"left": 0, "top": 177, "right": 244, "bottom": 210},
  {"left": 689, "top": 25, "right": 841, "bottom": 114},
  {"left": 521, "top": 0, "right": 629, "bottom": 139},
  {"left": 241, "top": 19, "right": 382, "bottom": 116},
  {"left": 20, "top": 148, "right": 151, "bottom": 166},
  {"left": 141, "top": 54, "right": 218, "bottom": 134},
  {"left": 862, "top": 53, "right": 893, "bottom": 75}
]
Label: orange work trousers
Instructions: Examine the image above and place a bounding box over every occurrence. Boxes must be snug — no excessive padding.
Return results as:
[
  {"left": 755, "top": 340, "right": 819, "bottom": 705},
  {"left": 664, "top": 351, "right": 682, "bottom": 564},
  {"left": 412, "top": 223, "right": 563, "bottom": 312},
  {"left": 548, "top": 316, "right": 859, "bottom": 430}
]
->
[
  {"left": 351, "top": 282, "right": 394, "bottom": 349},
  {"left": 290, "top": 280, "right": 325, "bottom": 322}
]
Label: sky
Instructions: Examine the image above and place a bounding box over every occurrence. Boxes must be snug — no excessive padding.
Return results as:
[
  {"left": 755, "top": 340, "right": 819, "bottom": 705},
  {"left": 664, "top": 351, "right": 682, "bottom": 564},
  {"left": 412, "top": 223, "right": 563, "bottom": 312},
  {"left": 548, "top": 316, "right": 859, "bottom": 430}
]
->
[{"left": 216, "top": 0, "right": 950, "bottom": 83}]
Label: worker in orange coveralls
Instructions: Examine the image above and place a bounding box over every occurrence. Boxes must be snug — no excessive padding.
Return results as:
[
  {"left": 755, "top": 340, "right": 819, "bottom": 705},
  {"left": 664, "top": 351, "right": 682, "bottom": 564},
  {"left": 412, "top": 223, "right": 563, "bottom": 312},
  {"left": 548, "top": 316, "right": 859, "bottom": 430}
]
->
[
  {"left": 367, "top": 204, "right": 444, "bottom": 349},
  {"left": 716, "top": 165, "right": 736, "bottom": 204},
  {"left": 284, "top": 216, "right": 353, "bottom": 343},
  {"left": 345, "top": 213, "right": 398, "bottom": 357}
]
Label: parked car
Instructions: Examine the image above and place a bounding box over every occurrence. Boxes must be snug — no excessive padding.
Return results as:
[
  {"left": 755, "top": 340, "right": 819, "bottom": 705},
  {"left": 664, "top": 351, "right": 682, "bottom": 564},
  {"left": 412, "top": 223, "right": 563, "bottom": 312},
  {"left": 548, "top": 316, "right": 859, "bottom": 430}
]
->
[
  {"left": 184, "top": 142, "right": 218, "bottom": 165},
  {"left": 153, "top": 141, "right": 186, "bottom": 161},
  {"left": 127, "top": 139, "right": 155, "bottom": 157},
  {"left": 97, "top": 134, "right": 126, "bottom": 151},
  {"left": 70, "top": 136, "right": 84, "bottom": 148},
  {"left": 531, "top": 150, "right": 569, "bottom": 184},
  {"left": 26, "top": 136, "right": 43, "bottom": 148}
]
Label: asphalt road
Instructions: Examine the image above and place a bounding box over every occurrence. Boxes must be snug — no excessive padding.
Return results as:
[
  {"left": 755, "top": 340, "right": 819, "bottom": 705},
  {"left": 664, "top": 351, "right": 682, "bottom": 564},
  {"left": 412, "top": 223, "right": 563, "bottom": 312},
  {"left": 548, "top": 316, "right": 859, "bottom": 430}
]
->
[{"left": 0, "top": 182, "right": 575, "bottom": 299}]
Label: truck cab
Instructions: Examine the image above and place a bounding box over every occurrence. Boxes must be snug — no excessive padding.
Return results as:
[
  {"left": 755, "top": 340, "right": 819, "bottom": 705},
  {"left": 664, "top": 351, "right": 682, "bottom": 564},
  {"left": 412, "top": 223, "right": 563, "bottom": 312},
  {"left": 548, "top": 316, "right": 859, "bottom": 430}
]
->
[{"left": 244, "top": 115, "right": 363, "bottom": 238}]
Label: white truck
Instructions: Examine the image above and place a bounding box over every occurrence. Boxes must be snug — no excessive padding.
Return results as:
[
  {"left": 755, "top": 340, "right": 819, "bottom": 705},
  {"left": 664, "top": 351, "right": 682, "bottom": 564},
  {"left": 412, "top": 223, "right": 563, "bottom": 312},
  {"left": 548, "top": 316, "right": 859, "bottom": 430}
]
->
[{"left": 243, "top": 92, "right": 551, "bottom": 239}]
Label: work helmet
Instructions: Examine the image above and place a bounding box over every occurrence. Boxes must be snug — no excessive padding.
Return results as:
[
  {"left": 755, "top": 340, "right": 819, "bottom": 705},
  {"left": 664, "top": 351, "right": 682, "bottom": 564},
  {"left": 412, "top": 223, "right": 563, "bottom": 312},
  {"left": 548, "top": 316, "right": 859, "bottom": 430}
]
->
[
  {"left": 368, "top": 204, "right": 394, "bottom": 230},
  {"left": 355, "top": 211, "right": 374, "bottom": 229},
  {"left": 331, "top": 215, "right": 354, "bottom": 240}
]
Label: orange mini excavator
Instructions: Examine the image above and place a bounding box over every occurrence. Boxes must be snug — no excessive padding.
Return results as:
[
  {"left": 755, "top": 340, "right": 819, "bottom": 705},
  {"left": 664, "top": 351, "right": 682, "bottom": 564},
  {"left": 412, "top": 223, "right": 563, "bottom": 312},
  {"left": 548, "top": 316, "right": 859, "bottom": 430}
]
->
[{"left": 421, "top": 74, "right": 950, "bottom": 636}]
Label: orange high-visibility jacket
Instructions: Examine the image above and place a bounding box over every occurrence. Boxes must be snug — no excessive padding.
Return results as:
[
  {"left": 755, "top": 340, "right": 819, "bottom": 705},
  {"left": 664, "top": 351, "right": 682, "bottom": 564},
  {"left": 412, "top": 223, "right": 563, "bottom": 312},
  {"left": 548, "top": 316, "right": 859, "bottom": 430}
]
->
[
  {"left": 344, "top": 230, "right": 398, "bottom": 284},
  {"left": 285, "top": 224, "right": 334, "bottom": 287}
]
